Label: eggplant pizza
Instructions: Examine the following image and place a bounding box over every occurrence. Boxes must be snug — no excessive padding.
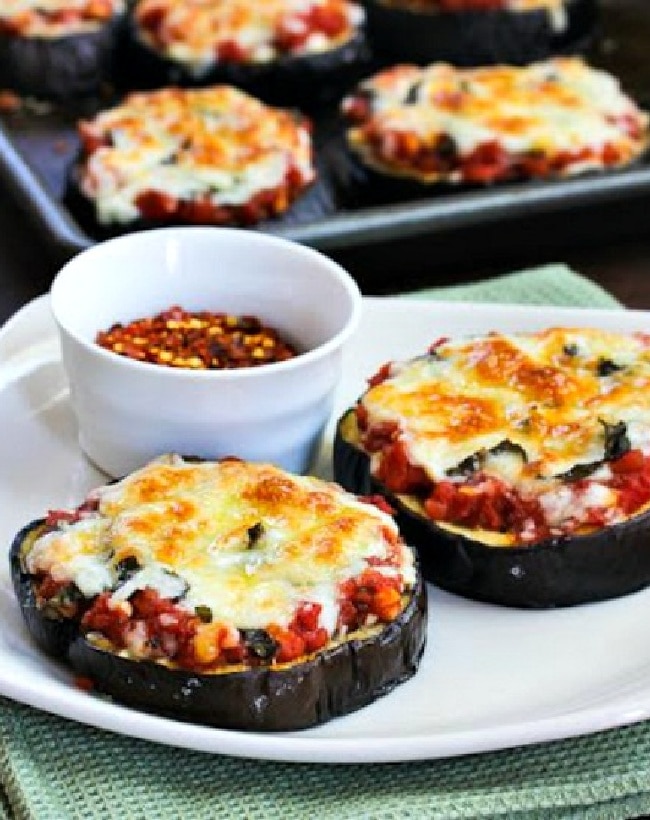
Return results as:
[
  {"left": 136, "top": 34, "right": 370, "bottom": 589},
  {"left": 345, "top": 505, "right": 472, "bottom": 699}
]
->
[
  {"left": 126, "top": 0, "right": 368, "bottom": 103},
  {"left": 11, "top": 455, "right": 426, "bottom": 730},
  {"left": 341, "top": 57, "right": 648, "bottom": 188},
  {"left": 335, "top": 327, "right": 650, "bottom": 607},
  {"left": 73, "top": 84, "right": 316, "bottom": 230}
]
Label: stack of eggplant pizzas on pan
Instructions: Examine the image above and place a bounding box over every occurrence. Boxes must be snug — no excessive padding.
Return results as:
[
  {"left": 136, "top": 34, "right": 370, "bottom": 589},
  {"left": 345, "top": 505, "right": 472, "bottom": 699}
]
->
[{"left": 0, "top": 0, "right": 647, "bottom": 233}]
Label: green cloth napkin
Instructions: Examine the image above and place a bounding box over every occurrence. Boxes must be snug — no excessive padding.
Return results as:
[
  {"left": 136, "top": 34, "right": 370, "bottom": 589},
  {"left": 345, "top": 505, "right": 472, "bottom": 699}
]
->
[{"left": 1, "top": 263, "right": 642, "bottom": 820}]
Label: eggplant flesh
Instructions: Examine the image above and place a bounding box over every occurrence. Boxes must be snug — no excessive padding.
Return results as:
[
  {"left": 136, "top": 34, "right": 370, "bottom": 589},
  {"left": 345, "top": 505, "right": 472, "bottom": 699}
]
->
[
  {"left": 10, "top": 516, "right": 427, "bottom": 731},
  {"left": 0, "top": 16, "right": 124, "bottom": 100},
  {"left": 361, "top": 0, "right": 598, "bottom": 66},
  {"left": 334, "top": 409, "right": 650, "bottom": 609},
  {"left": 120, "top": 23, "right": 371, "bottom": 109}
]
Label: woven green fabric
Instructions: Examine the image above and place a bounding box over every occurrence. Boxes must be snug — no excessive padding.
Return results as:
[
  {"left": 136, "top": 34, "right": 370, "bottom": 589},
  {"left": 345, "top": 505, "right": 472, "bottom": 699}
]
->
[
  {"left": 1, "top": 262, "right": 642, "bottom": 820},
  {"left": 401, "top": 263, "right": 621, "bottom": 308}
]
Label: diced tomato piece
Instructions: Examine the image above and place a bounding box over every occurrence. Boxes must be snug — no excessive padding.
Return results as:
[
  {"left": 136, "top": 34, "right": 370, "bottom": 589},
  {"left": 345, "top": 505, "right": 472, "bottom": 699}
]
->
[
  {"left": 355, "top": 402, "right": 369, "bottom": 430},
  {"left": 293, "top": 602, "right": 322, "bottom": 633},
  {"left": 308, "top": 4, "right": 347, "bottom": 37},
  {"left": 268, "top": 626, "right": 306, "bottom": 663},
  {"left": 370, "top": 586, "right": 402, "bottom": 621},
  {"left": 611, "top": 449, "right": 646, "bottom": 475},
  {"left": 216, "top": 39, "right": 248, "bottom": 63},
  {"left": 602, "top": 142, "right": 623, "bottom": 165},
  {"left": 303, "top": 627, "right": 329, "bottom": 654},
  {"left": 368, "top": 362, "right": 393, "bottom": 387},
  {"left": 462, "top": 141, "right": 511, "bottom": 183},
  {"left": 177, "top": 198, "right": 228, "bottom": 225},
  {"left": 135, "top": 189, "right": 178, "bottom": 220},
  {"left": 375, "top": 441, "right": 430, "bottom": 493},
  {"left": 361, "top": 420, "right": 399, "bottom": 453},
  {"left": 45, "top": 508, "right": 81, "bottom": 527}
]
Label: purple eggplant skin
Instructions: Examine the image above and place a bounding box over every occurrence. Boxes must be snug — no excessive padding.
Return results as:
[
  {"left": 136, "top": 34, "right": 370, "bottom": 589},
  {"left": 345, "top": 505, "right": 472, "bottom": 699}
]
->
[
  {"left": 10, "top": 519, "right": 81, "bottom": 658},
  {"left": 334, "top": 408, "right": 650, "bottom": 609},
  {"left": 11, "top": 511, "right": 427, "bottom": 731},
  {"left": 361, "top": 0, "right": 598, "bottom": 67},
  {"left": 119, "top": 20, "right": 371, "bottom": 109},
  {"left": 0, "top": 15, "right": 125, "bottom": 100}
]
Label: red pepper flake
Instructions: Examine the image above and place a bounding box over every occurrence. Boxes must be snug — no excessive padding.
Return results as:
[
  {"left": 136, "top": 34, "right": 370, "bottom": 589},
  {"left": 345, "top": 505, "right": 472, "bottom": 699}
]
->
[{"left": 95, "top": 305, "right": 299, "bottom": 370}]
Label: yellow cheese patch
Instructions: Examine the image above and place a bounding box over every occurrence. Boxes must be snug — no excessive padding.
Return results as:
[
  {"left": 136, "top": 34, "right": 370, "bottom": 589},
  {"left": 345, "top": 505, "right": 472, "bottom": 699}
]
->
[
  {"left": 26, "top": 456, "right": 414, "bottom": 633},
  {"left": 361, "top": 327, "right": 650, "bottom": 491}
]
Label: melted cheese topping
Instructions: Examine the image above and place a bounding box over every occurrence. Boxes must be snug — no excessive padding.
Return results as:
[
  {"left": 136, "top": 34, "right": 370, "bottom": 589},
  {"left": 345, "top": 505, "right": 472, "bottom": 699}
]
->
[
  {"left": 360, "top": 328, "right": 650, "bottom": 534},
  {"left": 344, "top": 58, "right": 648, "bottom": 182},
  {"left": 0, "top": 0, "right": 124, "bottom": 37},
  {"left": 26, "top": 456, "right": 415, "bottom": 635},
  {"left": 78, "top": 85, "right": 316, "bottom": 225},
  {"left": 134, "top": 0, "right": 364, "bottom": 72}
]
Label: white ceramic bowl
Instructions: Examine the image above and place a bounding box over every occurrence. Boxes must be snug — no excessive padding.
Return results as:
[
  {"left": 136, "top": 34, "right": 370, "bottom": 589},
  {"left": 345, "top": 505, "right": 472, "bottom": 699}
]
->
[{"left": 50, "top": 227, "right": 362, "bottom": 478}]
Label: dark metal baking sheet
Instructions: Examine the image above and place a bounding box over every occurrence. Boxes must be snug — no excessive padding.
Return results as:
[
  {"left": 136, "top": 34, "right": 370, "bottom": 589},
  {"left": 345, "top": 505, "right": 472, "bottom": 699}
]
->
[{"left": 0, "top": 0, "right": 648, "bottom": 263}]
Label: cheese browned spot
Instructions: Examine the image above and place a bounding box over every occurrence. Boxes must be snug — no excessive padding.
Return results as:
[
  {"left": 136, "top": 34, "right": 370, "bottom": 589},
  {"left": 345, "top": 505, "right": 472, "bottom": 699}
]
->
[
  {"left": 0, "top": 0, "right": 124, "bottom": 37},
  {"left": 25, "top": 455, "right": 416, "bottom": 636},
  {"left": 358, "top": 328, "right": 650, "bottom": 539},
  {"left": 77, "top": 85, "right": 316, "bottom": 226},
  {"left": 342, "top": 58, "right": 649, "bottom": 184}
]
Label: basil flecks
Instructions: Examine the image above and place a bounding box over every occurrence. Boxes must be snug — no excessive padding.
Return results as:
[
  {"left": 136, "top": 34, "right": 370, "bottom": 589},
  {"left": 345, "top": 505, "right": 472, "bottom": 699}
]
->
[
  {"left": 404, "top": 81, "right": 421, "bottom": 105},
  {"left": 597, "top": 358, "right": 625, "bottom": 377},
  {"left": 247, "top": 522, "right": 264, "bottom": 549},
  {"left": 195, "top": 605, "right": 212, "bottom": 623},
  {"left": 602, "top": 419, "right": 631, "bottom": 462},
  {"left": 241, "top": 629, "right": 277, "bottom": 662},
  {"left": 556, "top": 420, "right": 630, "bottom": 482},
  {"left": 115, "top": 555, "right": 140, "bottom": 582},
  {"left": 446, "top": 439, "right": 527, "bottom": 477}
]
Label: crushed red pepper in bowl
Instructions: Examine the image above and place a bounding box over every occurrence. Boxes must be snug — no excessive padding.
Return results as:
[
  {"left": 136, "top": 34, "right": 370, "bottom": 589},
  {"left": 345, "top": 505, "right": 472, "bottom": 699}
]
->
[{"left": 95, "top": 305, "right": 299, "bottom": 369}]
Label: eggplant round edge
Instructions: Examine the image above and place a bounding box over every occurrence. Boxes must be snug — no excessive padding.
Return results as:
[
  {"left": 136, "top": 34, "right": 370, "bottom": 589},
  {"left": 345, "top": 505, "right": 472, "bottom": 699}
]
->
[
  {"left": 333, "top": 408, "right": 650, "bottom": 609},
  {"left": 10, "top": 514, "right": 428, "bottom": 732},
  {"left": 361, "top": 0, "right": 598, "bottom": 67},
  {"left": 0, "top": 15, "right": 125, "bottom": 100},
  {"left": 10, "top": 520, "right": 81, "bottom": 657}
]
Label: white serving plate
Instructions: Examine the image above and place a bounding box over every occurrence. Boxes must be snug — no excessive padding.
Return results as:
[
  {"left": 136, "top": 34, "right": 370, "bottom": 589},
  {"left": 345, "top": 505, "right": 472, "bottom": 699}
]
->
[{"left": 2, "top": 294, "right": 650, "bottom": 764}]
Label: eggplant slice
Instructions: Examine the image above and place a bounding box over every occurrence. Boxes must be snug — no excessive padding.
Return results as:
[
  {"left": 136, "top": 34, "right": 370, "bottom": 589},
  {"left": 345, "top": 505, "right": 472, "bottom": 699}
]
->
[
  {"left": 11, "top": 514, "right": 427, "bottom": 732},
  {"left": 0, "top": 15, "right": 124, "bottom": 100},
  {"left": 334, "top": 409, "right": 650, "bottom": 609},
  {"left": 361, "top": 0, "right": 598, "bottom": 66}
]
